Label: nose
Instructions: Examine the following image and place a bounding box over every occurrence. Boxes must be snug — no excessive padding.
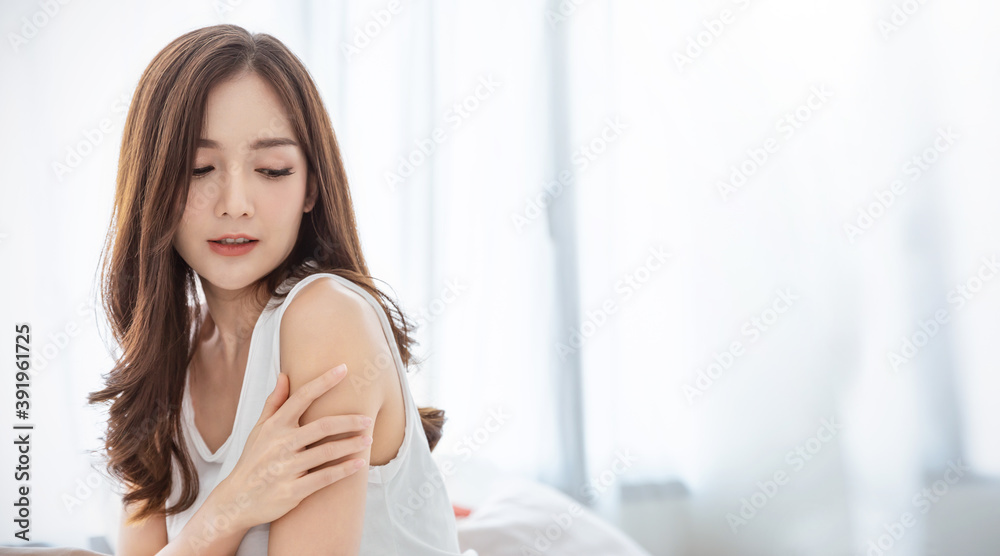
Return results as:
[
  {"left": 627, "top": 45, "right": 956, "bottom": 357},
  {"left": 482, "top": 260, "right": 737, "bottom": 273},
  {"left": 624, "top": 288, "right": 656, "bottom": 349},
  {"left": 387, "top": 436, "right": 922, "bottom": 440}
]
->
[{"left": 215, "top": 162, "right": 254, "bottom": 219}]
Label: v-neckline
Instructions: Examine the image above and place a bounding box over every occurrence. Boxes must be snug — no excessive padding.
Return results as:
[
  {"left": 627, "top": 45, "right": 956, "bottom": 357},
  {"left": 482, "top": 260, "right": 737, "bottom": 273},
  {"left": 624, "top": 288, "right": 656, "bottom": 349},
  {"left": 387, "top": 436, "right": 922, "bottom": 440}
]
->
[{"left": 184, "top": 306, "right": 269, "bottom": 462}]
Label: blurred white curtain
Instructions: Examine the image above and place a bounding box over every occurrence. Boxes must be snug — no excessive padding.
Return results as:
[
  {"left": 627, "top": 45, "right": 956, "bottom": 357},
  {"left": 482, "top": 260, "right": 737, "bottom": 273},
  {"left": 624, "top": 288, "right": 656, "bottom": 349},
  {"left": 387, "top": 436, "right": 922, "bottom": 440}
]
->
[{"left": 568, "top": 1, "right": 1000, "bottom": 554}]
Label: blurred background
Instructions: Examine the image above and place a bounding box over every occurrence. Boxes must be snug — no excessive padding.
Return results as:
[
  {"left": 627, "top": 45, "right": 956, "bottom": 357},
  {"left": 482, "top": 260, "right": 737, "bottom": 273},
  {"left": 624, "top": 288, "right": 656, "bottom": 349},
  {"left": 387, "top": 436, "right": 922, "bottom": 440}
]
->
[{"left": 2, "top": 0, "right": 1000, "bottom": 554}]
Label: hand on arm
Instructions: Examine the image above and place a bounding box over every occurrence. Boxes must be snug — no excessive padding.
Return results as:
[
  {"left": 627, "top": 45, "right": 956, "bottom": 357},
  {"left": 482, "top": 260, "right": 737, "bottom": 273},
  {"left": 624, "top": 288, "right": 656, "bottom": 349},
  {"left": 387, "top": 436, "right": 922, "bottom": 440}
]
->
[
  {"left": 268, "top": 278, "right": 395, "bottom": 555},
  {"left": 117, "top": 367, "right": 371, "bottom": 556}
]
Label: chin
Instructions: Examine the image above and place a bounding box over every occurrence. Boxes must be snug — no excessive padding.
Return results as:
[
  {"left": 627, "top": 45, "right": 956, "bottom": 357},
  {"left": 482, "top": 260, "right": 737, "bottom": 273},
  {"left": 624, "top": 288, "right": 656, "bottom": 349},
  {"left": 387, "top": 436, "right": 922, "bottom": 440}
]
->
[{"left": 195, "top": 260, "right": 268, "bottom": 292}]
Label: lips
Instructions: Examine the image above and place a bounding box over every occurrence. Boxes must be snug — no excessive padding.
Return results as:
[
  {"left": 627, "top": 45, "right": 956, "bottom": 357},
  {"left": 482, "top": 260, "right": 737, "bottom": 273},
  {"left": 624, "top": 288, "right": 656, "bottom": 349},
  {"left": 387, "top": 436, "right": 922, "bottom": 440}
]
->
[
  {"left": 208, "top": 236, "right": 259, "bottom": 257},
  {"left": 209, "top": 233, "right": 259, "bottom": 244}
]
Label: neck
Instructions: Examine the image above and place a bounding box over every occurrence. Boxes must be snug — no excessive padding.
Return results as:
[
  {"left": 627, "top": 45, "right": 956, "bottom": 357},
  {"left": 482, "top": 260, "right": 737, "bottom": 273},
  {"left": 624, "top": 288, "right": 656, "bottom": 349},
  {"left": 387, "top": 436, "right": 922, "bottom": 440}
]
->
[{"left": 198, "top": 278, "right": 270, "bottom": 368}]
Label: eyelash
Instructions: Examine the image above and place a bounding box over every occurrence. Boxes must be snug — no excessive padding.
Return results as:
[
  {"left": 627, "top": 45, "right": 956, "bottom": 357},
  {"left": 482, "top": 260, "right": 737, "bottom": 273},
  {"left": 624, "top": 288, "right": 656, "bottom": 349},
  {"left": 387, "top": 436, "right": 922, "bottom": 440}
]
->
[{"left": 191, "top": 166, "right": 294, "bottom": 179}]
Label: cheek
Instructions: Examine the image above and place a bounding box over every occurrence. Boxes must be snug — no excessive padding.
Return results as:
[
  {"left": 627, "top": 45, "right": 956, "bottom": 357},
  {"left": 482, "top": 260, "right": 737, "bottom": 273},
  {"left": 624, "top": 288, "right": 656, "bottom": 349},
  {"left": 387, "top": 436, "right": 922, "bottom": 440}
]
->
[
  {"left": 177, "top": 203, "right": 200, "bottom": 235},
  {"left": 185, "top": 182, "right": 219, "bottom": 213},
  {"left": 259, "top": 191, "right": 306, "bottom": 238},
  {"left": 263, "top": 202, "right": 306, "bottom": 233},
  {"left": 261, "top": 175, "right": 308, "bottom": 211},
  {"left": 175, "top": 195, "right": 211, "bottom": 248},
  {"left": 172, "top": 216, "right": 197, "bottom": 254}
]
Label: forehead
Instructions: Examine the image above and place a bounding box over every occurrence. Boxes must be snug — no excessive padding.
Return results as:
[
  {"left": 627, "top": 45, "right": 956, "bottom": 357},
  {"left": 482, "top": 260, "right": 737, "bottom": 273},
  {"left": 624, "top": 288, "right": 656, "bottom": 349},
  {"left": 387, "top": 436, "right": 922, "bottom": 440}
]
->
[{"left": 200, "top": 70, "right": 296, "bottom": 148}]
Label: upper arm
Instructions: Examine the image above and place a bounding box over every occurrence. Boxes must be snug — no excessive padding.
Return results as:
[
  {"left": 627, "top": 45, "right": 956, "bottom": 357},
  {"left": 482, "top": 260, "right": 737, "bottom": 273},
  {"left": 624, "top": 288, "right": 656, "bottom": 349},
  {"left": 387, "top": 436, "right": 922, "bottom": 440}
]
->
[
  {"left": 268, "top": 277, "right": 392, "bottom": 555},
  {"left": 117, "top": 496, "right": 167, "bottom": 556}
]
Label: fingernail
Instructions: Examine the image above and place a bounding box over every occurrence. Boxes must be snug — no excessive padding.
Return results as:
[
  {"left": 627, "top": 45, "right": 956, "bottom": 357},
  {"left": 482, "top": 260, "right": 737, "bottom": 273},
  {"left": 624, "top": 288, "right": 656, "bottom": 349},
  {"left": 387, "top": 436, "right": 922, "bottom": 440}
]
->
[
  {"left": 362, "top": 416, "right": 373, "bottom": 426},
  {"left": 333, "top": 364, "right": 347, "bottom": 375},
  {"left": 362, "top": 435, "right": 373, "bottom": 445}
]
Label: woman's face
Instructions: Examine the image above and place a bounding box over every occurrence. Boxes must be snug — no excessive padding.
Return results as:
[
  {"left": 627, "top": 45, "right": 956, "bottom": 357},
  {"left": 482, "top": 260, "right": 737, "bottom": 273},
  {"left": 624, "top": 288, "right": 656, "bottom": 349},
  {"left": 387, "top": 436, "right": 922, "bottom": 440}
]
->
[{"left": 172, "top": 70, "right": 315, "bottom": 294}]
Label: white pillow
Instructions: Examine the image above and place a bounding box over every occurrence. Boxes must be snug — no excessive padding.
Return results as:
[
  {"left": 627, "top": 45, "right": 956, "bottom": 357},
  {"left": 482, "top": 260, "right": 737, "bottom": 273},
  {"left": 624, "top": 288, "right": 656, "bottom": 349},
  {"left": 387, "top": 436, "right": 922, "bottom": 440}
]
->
[{"left": 455, "top": 478, "right": 652, "bottom": 556}]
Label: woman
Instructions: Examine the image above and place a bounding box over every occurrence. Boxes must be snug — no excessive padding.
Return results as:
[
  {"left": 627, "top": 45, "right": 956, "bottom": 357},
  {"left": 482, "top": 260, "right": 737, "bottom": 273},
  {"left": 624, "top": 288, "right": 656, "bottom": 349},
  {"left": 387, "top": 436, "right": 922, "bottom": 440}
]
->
[{"left": 87, "top": 24, "right": 475, "bottom": 555}]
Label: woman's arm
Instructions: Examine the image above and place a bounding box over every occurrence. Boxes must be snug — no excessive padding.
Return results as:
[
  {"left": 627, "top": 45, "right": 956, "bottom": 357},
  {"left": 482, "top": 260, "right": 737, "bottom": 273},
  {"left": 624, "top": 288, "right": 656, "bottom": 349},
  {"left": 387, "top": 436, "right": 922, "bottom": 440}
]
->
[
  {"left": 118, "top": 363, "right": 372, "bottom": 556},
  {"left": 117, "top": 478, "right": 250, "bottom": 556},
  {"left": 268, "top": 278, "right": 392, "bottom": 555},
  {"left": 117, "top": 498, "right": 167, "bottom": 556}
]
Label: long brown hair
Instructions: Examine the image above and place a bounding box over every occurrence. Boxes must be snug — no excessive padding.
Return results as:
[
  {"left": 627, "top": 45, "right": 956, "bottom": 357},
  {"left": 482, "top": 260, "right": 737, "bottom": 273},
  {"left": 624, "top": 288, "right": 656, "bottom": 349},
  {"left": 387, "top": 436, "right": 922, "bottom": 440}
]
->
[{"left": 87, "top": 24, "right": 445, "bottom": 525}]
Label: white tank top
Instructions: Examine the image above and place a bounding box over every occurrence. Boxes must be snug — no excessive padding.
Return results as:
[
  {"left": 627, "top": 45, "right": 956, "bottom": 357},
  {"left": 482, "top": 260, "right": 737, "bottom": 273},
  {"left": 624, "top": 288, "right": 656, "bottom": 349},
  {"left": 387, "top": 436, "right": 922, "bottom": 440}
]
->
[{"left": 164, "top": 269, "right": 477, "bottom": 555}]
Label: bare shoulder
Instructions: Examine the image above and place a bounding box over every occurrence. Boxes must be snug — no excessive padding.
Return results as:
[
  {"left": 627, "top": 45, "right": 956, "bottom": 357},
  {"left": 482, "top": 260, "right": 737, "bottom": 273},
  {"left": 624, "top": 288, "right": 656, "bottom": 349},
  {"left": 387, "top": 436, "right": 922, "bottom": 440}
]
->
[
  {"left": 283, "top": 275, "right": 380, "bottom": 332},
  {"left": 278, "top": 274, "right": 406, "bottom": 467},
  {"left": 278, "top": 273, "right": 396, "bottom": 408}
]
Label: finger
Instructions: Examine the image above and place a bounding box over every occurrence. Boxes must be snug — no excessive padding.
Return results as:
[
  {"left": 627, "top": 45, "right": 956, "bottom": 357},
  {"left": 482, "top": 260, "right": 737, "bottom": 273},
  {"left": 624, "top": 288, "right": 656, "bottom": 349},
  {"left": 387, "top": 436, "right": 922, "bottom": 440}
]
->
[
  {"left": 293, "top": 458, "right": 366, "bottom": 498},
  {"left": 273, "top": 364, "right": 348, "bottom": 424},
  {"left": 292, "top": 434, "right": 372, "bottom": 474},
  {"left": 257, "top": 372, "right": 289, "bottom": 425},
  {"left": 290, "top": 414, "right": 372, "bottom": 450}
]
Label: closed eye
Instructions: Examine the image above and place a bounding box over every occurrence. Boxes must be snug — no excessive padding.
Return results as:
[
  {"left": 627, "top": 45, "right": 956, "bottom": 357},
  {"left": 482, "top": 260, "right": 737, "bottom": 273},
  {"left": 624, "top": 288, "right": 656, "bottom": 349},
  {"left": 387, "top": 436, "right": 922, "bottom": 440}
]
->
[
  {"left": 193, "top": 165, "right": 214, "bottom": 177},
  {"left": 258, "top": 168, "right": 294, "bottom": 179},
  {"left": 191, "top": 166, "right": 294, "bottom": 179}
]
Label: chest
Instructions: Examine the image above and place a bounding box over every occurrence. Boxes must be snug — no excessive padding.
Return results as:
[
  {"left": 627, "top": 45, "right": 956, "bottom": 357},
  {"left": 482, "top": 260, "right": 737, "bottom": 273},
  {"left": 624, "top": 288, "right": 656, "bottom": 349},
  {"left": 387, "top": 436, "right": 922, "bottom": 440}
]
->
[{"left": 188, "top": 355, "right": 249, "bottom": 455}]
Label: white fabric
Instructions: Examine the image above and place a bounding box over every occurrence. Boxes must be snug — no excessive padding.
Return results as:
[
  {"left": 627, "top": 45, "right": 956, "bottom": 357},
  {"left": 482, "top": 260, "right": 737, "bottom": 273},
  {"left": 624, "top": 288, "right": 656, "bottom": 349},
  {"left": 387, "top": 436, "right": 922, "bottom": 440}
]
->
[
  {"left": 455, "top": 478, "right": 652, "bottom": 556},
  {"left": 165, "top": 269, "right": 476, "bottom": 555}
]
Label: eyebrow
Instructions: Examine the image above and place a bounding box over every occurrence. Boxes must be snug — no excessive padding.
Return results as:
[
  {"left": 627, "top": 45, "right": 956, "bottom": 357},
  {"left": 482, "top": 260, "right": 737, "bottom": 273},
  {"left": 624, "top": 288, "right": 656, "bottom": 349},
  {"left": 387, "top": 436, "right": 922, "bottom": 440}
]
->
[{"left": 197, "top": 137, "right": 299, "bottom": 150}]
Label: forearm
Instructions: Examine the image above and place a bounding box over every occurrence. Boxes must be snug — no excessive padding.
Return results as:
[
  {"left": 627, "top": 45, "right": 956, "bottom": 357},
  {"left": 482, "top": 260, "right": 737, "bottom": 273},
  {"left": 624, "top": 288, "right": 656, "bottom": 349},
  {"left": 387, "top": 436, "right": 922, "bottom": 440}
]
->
[{"left": 156, "top": 478, "right": 254, "bottom": 556}]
